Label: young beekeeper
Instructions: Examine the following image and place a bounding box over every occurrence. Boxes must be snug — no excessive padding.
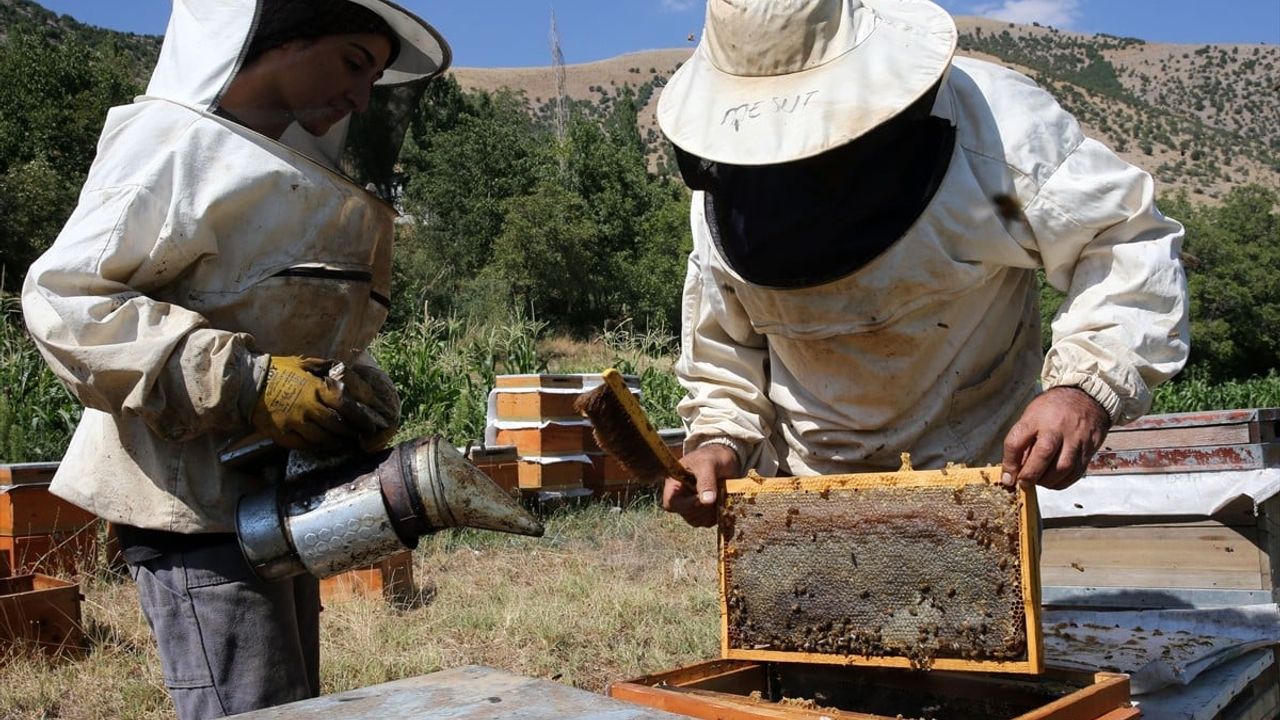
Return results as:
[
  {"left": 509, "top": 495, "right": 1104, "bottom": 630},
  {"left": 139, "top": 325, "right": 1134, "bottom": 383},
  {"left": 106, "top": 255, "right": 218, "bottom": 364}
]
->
[
  {"left": 658, "top": 0, "right": 1190, "bottom": 527},
  {"left": 21, "top": 0, "right": 449, "bottom": 716}
]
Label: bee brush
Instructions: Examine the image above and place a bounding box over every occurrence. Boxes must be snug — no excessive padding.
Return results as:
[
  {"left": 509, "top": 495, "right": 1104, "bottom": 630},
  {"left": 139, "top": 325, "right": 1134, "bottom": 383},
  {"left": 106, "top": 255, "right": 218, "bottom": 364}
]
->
[{"left": 574, "top": 368, "right": 695, "bottom": 488}]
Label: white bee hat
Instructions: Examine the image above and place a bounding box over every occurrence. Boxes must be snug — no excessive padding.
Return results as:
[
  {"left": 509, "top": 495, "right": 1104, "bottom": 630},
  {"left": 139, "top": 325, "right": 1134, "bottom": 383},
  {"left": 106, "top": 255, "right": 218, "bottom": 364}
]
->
[{"left": 658, "top": 0, "right": 957, "bottom": 166}]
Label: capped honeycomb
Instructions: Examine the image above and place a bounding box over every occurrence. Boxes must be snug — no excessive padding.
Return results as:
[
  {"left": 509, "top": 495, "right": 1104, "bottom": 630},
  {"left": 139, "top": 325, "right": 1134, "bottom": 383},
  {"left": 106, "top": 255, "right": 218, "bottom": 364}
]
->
[{"left": 720, "top": 468, "right": 1037, "bottom": 671}]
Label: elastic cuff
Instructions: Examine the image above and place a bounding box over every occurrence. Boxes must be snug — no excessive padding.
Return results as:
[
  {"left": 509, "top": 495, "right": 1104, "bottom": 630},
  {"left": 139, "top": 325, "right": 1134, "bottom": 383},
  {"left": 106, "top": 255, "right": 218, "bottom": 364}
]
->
[
  {"left": 696, "top": 436, "right": 750, "bottom": 471},
  {"left": 239, "top": 352, "right": 272, "bottom": 424},
  {"left": 1044, "top": 372, "right": 1122, "bottom": 426}
]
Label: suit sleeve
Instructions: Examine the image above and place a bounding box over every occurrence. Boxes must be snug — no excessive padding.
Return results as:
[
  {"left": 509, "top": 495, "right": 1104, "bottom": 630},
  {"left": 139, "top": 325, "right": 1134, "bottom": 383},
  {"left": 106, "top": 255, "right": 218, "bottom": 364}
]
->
[
  {"left": 674, "top": 193, "right": 776, "bottom": 465},
  {"left": 21, "top": 182, "right": 267, "bottom": 443},
  {"left": 1024, "top": 138, "right": 1190, "bottom": 425}
]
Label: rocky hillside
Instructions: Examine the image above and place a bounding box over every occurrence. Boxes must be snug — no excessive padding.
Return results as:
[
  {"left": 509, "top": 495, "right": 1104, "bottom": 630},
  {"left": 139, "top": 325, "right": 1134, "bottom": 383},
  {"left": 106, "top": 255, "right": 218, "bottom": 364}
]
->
[
  {"left": 4, "top": 0, "right": 1276, "bottom": 199},
  {"left": 454, "top": 18, "right": 1280, "bottom": 201}
]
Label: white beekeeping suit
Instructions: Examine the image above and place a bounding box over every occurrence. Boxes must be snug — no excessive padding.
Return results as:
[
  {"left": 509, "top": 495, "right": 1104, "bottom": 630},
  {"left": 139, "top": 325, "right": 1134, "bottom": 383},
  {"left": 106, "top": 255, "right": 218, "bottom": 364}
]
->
[
  {"left": 22, "top": 0, "right": 449, "bottom": 533},
  {"left": 657, "top": 0, "right": 1190, "bottom": 485}
]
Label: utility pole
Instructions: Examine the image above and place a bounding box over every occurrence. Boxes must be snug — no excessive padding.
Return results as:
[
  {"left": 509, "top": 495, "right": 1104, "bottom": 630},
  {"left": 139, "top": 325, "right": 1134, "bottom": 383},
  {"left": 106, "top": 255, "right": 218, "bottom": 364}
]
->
[{"left": 549, "top": 7, "right": 570, "bottom": 163}]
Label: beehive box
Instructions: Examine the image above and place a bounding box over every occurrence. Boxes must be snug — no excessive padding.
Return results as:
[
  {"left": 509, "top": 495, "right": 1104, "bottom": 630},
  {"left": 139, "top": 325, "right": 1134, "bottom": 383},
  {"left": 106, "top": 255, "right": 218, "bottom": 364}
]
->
[
  {"left": 1087, "top": 408, "right": 1278, "bottom": 475},
  {"left": 1043, "top": 407, "right": 1280, "bottom": 610},
  {"left": 319, "top": 550, "right": 415, "bottom": 604},
  {"left": 720, "top": 465, "right": 1043, "bottom": 673},
  {"left": 516, "top": 459, "right": 584, "bottom": 489},
  {"left": 495, "top": 424, "right": 586, "bottom": 456},
  {"left": 610, "top": 659, "right": 1136, "bottom": 720},
  {"left": 467, "top": 445, "right": 520, "bottom": 496},
  {"left": 0, "top": 573, "right": 87, "bottom": 658},
  {"left": 0, "top": 483, "right": 97, "bottom": 537},
  {"left": 0, "top": 530, "right": 99, "bottom": 577}
]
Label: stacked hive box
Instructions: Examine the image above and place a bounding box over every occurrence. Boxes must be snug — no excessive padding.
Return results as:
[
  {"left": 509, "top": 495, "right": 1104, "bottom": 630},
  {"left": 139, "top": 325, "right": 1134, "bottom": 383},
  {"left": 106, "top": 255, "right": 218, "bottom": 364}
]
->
[
  {"left": 465, "top": 445, "right": 520, "bottom": 496},
  {"left": 1040, "top": 408, "right": 1279, "bottom": 720},
  {"left": 319, "top": 550, "right": 415, "bottom": 604},
  {"left": 1042, "top": 408, "right": 1280, "bottom": 609},
  {"left": 0, "top": 463, "right": 98, "bottom": 577},
  {"left": 492, "top": 374, "right": 591, "bottom": 492}
]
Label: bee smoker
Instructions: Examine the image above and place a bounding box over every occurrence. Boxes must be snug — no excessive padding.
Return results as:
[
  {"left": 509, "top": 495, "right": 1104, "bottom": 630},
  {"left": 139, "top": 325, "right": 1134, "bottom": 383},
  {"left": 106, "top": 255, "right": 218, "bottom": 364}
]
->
[{"left": 235, "top": 436, "right": 543, "bottom": 581}]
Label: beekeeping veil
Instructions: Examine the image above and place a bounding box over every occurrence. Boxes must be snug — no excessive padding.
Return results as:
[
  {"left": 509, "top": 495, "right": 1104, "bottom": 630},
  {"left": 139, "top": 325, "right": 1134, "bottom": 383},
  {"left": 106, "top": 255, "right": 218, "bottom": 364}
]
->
[{"left": 146, "top": 0, "right": 450, "bottom": 200}]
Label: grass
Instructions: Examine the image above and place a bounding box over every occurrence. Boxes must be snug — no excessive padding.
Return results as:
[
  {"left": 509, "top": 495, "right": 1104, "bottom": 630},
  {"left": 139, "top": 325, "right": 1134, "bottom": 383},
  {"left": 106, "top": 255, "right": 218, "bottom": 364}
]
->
[{"left": 0, "top": 499, "right": 719, "bottom": 719}]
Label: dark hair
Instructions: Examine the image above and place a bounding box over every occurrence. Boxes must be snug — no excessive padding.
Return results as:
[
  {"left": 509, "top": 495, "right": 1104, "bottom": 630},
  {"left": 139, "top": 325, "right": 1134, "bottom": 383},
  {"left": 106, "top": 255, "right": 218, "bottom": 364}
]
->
[{"left": 243, "top": 0, "right": 401, "bottom": 70}]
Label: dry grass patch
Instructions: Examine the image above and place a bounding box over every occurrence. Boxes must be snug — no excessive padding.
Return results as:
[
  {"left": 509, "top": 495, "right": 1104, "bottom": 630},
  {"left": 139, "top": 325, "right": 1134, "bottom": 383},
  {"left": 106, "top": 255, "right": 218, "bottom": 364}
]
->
[{"left": 1, "top": 499, "right": 718, "bottom": 718}]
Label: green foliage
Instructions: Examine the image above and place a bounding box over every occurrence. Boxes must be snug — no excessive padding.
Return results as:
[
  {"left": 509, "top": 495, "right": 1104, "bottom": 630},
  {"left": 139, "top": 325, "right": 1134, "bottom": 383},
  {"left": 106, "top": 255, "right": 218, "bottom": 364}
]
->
[
  {"left": 371, "top": 313, "right": 549, "bottom": 444},
  {"left": 0, "top": 297, "right": 80, "bottom": 462},
  {"left": 395, "top": 77, "right": 690, "bottom": 333},
  {"left": 1161, "top": 184, "right": 1280, "bottom": 379},
  {"left": 1151, "top": 370, "right": 1280, "bottom": 414},
  {"left": 0, "top": 30, "right": 141, "bottom": 282}
]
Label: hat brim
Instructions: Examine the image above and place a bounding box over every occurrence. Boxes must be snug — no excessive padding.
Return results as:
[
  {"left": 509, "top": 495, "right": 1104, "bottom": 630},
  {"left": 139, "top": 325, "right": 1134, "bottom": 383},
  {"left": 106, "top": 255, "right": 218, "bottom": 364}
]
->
[
  {"left": 658, "top": 0, "right": 955, "bottom": 166},
  {"left": 347, "top": 0, "right": 452, "bottom": 85}
]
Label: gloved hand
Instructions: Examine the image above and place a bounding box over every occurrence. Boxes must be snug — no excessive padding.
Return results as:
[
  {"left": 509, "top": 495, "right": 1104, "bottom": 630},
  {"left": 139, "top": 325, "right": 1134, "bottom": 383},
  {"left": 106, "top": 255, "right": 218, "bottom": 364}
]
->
[
  {"left": 333, "top": 363, "right": 401, "bottom": 452},
  {"left": 250, "top": 356, "right": 369, "bottom": 451}
]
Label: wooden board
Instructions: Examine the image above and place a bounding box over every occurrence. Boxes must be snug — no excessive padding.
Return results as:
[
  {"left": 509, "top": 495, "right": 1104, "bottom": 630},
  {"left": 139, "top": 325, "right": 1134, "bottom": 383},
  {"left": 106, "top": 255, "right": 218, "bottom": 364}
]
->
[
  {"left": 233, "top": 664, "right": 685, "bottom": 719},
  {"left": 719, "top": 466, "right": 1043, "bottom": 674},
  {"left": 0, "top": 463, "right": 60, "bottom": 486},
  {"left": 0, "top": 484, "right": 97, "bottom": 536},
  {"left": 494, "top": 374, "right": 584, "bottom": 389},
  {"left": 610, "top": 659, "right": 1134, "bottom": 720},
  {"left": 0, "top": 573, "right": 86, "bottom": 657},
  {"left": 1088, "top": 442, "right": 1280, "bottom": 474},
  {"left": 1040, "top": 521, "right": 1269, "bottom": 591},
  {"left": 1111, "top": 408, "right": 1278, "bottom": 432}
]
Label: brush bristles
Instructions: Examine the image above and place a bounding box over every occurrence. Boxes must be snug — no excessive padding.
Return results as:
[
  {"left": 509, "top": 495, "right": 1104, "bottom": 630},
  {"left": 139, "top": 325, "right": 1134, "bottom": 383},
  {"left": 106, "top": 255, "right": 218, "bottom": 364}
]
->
[{"left": 575, "top": 385, "right": 670, "bottom": 482}]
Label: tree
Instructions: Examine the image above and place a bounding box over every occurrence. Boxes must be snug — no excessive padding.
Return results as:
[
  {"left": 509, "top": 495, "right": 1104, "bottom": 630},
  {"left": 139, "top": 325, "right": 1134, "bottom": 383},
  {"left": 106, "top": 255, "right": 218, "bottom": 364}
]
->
[
  {"left": 1162, "top": 185, "right": 1280, "bottom": 379},
  {"left": 0, "top": 30, "right": 139, "bottom": 285}
]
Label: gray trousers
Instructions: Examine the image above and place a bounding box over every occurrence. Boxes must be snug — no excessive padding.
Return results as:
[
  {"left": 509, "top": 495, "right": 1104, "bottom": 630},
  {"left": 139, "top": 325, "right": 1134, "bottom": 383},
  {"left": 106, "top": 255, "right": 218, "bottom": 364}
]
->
[{"left": 121, "top": 529, "right": 320, "bottom": 720}]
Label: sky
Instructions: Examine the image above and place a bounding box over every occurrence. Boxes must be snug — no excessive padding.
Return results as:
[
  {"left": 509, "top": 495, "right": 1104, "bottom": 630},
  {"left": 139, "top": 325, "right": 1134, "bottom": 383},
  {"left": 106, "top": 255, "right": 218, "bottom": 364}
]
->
[{"left": 31, "top": 0, "right": 1280, "bottom": 68}]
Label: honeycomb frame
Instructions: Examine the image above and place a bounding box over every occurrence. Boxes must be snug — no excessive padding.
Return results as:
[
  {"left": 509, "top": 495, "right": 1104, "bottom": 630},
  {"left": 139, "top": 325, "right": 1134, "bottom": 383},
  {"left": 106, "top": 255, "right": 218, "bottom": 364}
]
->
[{"left": 718, "top": 465, "right": 1043, "bottom": 674}]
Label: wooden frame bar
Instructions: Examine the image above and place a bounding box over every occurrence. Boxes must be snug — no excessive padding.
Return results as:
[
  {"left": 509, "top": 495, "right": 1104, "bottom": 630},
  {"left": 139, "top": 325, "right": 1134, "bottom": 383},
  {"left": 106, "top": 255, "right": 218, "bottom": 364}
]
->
[
  {"left": 719, "top": 466, "right": 1043, "bottom": 674},
  {"left": 610, "top": 659, "right": 1135, "bottom": 720}
]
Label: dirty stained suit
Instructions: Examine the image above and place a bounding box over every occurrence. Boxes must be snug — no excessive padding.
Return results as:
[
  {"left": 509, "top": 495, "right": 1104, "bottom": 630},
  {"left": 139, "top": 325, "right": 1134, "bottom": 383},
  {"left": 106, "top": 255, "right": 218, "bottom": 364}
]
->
[
  {"left": 20, "top": 1, "right": 446, "bottom": 716},
  {"left": 678, "top": 57, "right": 1190, "bottom": 476}
]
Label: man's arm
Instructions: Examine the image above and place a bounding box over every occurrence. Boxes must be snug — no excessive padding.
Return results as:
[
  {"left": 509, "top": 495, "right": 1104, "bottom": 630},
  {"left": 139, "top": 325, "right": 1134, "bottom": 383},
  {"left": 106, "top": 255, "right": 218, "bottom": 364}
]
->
[
  {"left": 668, "top": 194, "right": 776, "bottom": 525},
  {"left": 1005, "top": 137, "right": 1190, "bottom": 489}
]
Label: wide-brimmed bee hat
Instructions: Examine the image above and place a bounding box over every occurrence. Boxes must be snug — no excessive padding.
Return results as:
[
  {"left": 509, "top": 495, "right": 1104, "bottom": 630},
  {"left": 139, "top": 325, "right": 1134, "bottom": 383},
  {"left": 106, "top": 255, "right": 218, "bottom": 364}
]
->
[{"left": 658, "top": 0, "right": 957, "bottom": 166}]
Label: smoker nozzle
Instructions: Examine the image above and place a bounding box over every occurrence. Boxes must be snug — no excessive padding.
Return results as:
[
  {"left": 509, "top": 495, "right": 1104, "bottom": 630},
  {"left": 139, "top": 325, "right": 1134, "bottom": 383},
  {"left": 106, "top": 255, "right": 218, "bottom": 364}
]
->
[{"left": 236, "top": 436, "right": 542, "bottom": 582}]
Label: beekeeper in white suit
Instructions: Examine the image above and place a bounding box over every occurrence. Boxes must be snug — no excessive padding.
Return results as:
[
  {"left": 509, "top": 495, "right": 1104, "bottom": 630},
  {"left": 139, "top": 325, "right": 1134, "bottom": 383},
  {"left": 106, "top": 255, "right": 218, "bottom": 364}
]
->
[
  {"left": 22, "top": 0, "right": 448, "bottom": 716},
  {"left": 658, "top": 0, "right": 1190, "bottom": 527}
]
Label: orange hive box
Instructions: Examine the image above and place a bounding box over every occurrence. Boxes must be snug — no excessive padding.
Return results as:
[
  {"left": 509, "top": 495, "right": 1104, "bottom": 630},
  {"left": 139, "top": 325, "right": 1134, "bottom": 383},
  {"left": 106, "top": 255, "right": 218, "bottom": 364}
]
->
[
  {"left": 495, "top": 424, "right": 586, "bottom": 456},
  {"left": 467, "top": 445, "right": 520, "bottom": 496},
  {"left": 319, "top": 550, "right": 415, "bottom": 604},
  {"left": 517, "top": 459, "right": 584, "bottom": 489},
  {"left": 0, "top": 484, "right": 97, "bottom": 537},
  {"left": 0, "top": 530, "right": 99, "bottom": 578},
  {"left": 0, "top": 573, "right": 87, "bottom": 659}
]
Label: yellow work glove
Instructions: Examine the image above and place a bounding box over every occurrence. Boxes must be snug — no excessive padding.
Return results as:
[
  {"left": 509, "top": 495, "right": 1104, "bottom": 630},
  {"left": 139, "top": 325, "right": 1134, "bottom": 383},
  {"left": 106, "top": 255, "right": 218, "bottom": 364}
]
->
[
  {"left": 332, "top": 363, "right": 401, "bottom": 452},
  {"left": 250, "top": 356, "right": 365, "bottom": 451}
]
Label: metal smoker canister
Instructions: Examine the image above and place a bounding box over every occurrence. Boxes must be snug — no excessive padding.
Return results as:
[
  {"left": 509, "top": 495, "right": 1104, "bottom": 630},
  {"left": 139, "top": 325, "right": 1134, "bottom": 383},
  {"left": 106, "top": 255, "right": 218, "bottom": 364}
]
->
[{"left": 236, "top": 436, "right": 543, "bottom": 582}]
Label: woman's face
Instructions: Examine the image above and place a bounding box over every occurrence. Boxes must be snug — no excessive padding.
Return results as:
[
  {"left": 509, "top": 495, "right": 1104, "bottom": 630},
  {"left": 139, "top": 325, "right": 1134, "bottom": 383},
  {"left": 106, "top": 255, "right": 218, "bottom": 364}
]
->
[{"left": 275, "top": 32, "right": 393, "bottom": 136}]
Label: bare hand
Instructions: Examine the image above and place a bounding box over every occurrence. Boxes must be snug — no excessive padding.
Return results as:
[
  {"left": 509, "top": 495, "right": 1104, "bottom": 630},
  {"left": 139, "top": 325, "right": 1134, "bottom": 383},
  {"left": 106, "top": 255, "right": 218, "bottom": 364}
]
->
[
  {"left": 1002, "top": 387, "right": 1111, "bottom": 491},
  {"left": 662, "top": 443, "right": 740, "bottom": 528}
]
